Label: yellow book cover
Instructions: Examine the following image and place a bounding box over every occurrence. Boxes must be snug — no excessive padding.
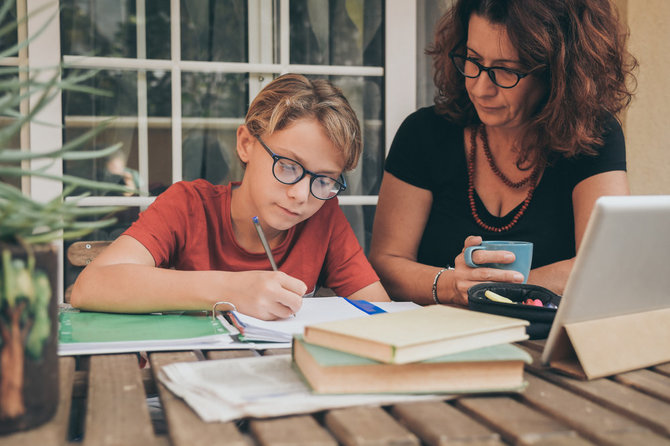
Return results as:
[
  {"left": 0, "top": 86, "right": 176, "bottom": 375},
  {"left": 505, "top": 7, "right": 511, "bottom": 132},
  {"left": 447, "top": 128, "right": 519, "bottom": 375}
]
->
[{"left": 303, "top": 305, "right": 529, "bottom": 364}]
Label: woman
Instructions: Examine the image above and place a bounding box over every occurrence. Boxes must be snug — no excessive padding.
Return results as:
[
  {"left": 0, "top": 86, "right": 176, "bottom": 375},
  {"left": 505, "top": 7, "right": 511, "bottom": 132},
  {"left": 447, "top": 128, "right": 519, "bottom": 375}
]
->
[{"left": 370, "top": 0, "right": 636, "bottom": 305}]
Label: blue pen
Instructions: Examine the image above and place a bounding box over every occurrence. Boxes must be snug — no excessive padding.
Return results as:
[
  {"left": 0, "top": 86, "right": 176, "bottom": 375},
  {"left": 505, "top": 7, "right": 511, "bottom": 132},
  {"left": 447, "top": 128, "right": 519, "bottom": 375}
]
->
[{"left": 252, "top": 216, "right": 278, "bottom": 271}]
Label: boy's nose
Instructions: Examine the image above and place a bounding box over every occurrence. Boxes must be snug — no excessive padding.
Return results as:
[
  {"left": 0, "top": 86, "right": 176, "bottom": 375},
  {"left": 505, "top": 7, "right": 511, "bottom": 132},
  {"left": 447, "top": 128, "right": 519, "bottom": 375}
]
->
[{"left": 287, "top": 176, "right": 311, "bottom": 202}]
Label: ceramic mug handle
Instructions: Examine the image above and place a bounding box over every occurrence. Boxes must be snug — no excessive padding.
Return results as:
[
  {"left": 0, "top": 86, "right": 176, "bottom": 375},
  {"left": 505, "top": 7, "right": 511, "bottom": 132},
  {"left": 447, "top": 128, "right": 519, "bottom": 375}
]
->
[{"left": 464, "top": 246, "right": 486, "bottom": 268}]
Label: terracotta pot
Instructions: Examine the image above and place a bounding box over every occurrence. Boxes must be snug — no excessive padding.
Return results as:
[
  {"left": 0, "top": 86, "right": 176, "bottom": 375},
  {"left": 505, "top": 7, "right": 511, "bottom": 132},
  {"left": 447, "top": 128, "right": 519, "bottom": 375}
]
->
[{"left": 0, "top": 242, "right": 59, "bottom": 433}]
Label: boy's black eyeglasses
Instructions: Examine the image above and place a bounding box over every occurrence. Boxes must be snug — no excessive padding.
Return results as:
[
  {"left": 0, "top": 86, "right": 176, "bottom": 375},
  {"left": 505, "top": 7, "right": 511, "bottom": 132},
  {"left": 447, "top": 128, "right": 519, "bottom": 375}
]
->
[
  {"left": 256, "top": 136, "right": 347, "bottom": 200},
  {"left": 449, "top": 52, "right": 540, "bottom": 89}
]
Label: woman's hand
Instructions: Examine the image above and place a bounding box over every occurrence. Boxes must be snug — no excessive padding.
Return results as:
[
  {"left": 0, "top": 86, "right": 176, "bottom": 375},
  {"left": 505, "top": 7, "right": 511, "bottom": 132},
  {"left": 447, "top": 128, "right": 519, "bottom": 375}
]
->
[
  {"left": 449, "top": 236, "right": 525, "bottom": 304},
  {"left": 221, "top": 270, "right": 307, "bottom": 320}
]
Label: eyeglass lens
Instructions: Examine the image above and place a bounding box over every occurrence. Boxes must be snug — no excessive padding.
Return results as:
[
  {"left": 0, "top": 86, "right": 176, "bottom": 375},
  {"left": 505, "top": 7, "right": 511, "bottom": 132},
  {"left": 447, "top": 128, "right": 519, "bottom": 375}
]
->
[
  {"left": 273, "top": 158, "right": 342, "bottom": 200},
  {"left": 452, "top": 55, "right": 521, "bottom": 88}
]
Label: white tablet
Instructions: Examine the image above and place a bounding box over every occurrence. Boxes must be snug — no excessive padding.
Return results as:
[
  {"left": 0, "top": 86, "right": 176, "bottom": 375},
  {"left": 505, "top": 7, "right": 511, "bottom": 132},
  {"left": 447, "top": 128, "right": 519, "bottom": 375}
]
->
[{"left": 542, "top": 195, "right": 670, "bottom": 365}]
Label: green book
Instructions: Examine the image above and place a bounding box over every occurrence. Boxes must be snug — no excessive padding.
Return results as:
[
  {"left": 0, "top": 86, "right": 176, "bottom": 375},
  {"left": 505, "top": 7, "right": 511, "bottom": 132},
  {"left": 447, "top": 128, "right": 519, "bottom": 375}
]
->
[
  {"left": 292, "top": 335, "right": 531, "bottom": 394},
  {"left": 58, "top": 307, "right": 234, "bottom": 355}
]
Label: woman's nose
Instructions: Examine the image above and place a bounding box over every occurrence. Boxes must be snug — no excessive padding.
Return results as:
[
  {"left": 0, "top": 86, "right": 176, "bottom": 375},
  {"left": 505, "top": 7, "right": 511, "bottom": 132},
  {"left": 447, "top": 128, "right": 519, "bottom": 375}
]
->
[{"left": 468, "top": 71, "right": 498, "bottom": 96}]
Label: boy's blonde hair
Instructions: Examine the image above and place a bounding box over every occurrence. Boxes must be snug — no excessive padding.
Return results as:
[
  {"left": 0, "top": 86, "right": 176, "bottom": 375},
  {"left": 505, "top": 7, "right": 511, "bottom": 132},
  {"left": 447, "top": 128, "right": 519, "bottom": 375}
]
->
[{"left": 245, "top": 74, "right": 361, "bottom": 171}]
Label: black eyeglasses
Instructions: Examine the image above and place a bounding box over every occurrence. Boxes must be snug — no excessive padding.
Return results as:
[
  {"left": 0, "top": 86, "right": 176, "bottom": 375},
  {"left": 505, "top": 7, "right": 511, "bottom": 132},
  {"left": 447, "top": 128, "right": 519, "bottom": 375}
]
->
[
  {"left": 256, "top": 136, "right": 347, "bottom": 200},
  {"left": 449, "top": 52, "right": 540, "bottom": 89}
]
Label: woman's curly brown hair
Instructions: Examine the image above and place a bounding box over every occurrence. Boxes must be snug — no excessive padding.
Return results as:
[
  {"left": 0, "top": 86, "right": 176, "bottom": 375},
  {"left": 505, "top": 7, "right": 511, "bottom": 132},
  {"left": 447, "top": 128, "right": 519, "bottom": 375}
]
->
[{"left": 428, "top": 0, "right": 637, "bottom": 163}]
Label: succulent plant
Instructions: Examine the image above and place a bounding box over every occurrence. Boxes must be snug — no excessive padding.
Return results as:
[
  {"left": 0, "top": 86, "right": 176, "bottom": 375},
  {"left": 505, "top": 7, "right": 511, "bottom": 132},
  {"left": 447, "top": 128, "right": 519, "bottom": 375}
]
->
[{"left": 0, "top": 1, "right": 130, "bottom": 421}]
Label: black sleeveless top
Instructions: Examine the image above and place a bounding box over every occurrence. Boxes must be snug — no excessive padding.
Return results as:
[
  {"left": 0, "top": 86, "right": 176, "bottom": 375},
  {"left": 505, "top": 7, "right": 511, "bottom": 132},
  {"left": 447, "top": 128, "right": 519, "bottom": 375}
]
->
[{"left": 384, "top": 106, "right": 626, "bottom": 269}]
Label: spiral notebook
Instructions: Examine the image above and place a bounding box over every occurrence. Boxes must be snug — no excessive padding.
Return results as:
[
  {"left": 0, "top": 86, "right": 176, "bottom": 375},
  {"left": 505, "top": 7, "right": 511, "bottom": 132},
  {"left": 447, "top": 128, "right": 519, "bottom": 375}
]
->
[{"left": 58, "top": 297, "right": 419, "bottom": 355}]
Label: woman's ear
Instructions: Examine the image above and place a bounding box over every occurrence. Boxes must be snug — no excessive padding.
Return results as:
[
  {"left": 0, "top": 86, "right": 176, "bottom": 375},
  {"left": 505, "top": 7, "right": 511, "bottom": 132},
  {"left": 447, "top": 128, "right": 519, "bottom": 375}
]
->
[{"left": 236, "top": 125, "right": 255, "bottom": 163}]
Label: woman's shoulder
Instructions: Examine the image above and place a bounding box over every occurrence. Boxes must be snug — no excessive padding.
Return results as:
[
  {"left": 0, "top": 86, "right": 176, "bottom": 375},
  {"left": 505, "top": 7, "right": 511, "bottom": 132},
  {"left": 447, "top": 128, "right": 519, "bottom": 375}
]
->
[{"left": 404, "top": 105, "right": 460, "bottom": 126}]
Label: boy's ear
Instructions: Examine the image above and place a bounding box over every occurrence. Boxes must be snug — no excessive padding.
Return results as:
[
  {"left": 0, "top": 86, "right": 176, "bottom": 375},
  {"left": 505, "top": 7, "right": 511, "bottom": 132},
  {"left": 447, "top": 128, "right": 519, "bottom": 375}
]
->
[{"left": 236, "top": 125, "right": 255, "bottom": 163}]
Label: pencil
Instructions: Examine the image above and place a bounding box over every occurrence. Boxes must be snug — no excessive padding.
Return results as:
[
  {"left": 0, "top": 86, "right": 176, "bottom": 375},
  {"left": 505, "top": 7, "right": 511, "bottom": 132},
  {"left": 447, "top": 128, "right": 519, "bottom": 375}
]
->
[{"left": 252, "top": 216, "right": 278, "bottom": 271}]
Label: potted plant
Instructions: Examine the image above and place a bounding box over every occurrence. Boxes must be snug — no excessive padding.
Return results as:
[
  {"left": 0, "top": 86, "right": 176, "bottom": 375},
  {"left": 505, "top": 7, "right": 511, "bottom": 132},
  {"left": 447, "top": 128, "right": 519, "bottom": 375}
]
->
[{"left": 0, "top": 2, "right": 130, "bottom": 432}]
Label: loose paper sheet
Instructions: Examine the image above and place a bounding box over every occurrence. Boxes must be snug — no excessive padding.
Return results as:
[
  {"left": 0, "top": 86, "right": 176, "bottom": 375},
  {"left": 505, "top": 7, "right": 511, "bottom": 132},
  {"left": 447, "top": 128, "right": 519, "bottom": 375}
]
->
[{"left": 159, "top": 354, "right": 447, "bottom": 422}]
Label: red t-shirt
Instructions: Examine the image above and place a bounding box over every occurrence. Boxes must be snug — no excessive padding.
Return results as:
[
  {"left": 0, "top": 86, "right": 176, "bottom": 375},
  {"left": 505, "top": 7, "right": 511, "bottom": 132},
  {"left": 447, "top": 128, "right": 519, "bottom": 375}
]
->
[{"left": 123, "top": 180, "right": 379, "bottom": 296}]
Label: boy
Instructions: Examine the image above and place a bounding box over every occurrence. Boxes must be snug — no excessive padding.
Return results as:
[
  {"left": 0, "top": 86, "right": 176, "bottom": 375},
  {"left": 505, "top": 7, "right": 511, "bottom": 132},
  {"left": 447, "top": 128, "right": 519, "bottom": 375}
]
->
[{"left": 71, "top": 74, "right": 389, "bottom": 319}]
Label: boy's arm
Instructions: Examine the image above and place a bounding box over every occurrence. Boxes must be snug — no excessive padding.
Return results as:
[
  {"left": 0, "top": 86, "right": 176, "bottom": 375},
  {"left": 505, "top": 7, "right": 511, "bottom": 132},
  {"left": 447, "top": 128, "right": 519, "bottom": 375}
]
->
[
  {"left": 346, "top": 281, "right": 390, "bottom": 302},
  {"left": 70, "top": 235, "right": 306, "bottom": 319}
]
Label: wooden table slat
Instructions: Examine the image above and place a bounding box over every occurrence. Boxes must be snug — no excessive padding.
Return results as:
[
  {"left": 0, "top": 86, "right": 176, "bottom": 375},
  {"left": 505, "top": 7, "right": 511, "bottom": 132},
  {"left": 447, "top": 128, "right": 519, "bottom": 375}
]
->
[
  {"left": 0, "top": 357, "right": 75, "bottom": 446},
  {"left": 205, "top": 349, "right": 258, "bottom": 360},
  {"left": 653, "top": 362, "right": 670, "bottom": 377},
  {"left": 325, "top": 405, "right": 420, "bottom": 446},
  {"left": 149, "top": 351, "right": 248, "bottom": 446},
  {"left": 249, "top": 415, "right": 337, "bottom": 446},
  {"left": 614, "top": 369, "right": 670, "bottom": 403},
  {"left": 456, "top": 396, "right": 593, "bottom": 446},
  {"left": 522, "top": 373, "right": 670, "bottom": 445},
  {"left": 72, "top": 367, "right": 155, "bottom": 398},
  {"left": 520, "top": 345, "right": 670, "bottom": 436},
  {"left": 260, "top": 348, "right": 293, "bottom": 356},
  {"left": 83, "top": 354, "right": 157, "bottom": 446},
  {"left": 391, "top": 401, "right": 505, "bottom": 446}
]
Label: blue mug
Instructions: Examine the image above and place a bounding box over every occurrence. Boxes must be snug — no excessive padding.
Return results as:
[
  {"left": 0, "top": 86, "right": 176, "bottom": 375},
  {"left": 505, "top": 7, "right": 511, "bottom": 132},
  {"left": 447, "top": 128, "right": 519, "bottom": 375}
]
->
[{"left": 464, "top": 241, "right": 533, "bottom": 283}]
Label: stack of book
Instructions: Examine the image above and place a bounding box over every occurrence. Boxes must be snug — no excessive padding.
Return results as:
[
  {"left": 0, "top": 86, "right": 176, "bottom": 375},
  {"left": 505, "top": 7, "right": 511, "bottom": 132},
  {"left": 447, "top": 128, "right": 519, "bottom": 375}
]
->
[{"left": 292, "top": 305, "right": 532, "bottom": 394}]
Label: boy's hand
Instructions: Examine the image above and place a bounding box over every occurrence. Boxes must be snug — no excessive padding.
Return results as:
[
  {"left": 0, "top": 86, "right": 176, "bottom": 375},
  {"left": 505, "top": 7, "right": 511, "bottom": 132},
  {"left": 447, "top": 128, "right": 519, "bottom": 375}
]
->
[{"left": 224, "top": 271, "right": 306, "bottom": 320}]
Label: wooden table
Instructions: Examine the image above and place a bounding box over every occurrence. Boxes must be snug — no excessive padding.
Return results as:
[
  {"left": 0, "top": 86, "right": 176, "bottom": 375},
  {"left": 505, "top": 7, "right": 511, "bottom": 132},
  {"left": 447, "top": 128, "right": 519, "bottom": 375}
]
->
[{"left": 3, "top": 340, "right": 670, "bottom": 446}]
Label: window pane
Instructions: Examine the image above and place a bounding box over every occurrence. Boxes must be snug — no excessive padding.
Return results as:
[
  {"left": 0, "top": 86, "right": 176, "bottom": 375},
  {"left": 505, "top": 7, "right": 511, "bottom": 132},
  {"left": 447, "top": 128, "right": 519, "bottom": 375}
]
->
[
  {"left": 146, "top": 69, "right": 173, "bottom": 195},
  {"left": 180, "top": 0, "right": 248, "bottom": 62},
  {"left": 63, "top": 69, "right": 137, "bottom": 195},
  {"left": 290, "top": 0, "right": 383, "bottom": 66},
  {"left": 147, "top": 126, "right": 173, "bottom": 196},
  {"left": 147, "top": 70, "right": 172, "bottom": 117},
  {"left": 0, "top": 2, "right": 18, "bottom": 52},
  {"left": 181, "top": 72, "right": 247, "bottom": 185},
  {"left": 182, "top": 72, "right": 248, "bottom": 118},
  {"left": 61, "top": 0, "right": 137, "bottom": 58},
  {"left": 62, "top": 69, "right": 172, "bottom": 197},
  {"left": 417, "top": 0, "right": 448, "bottom": 108},
  {"left": 0, "top": 73, "right": 21, "bottom": 189},
  {"left": 145, "top": 1, "right": 171, "bottom": 60},
  {"left": 64, "top": 69, "right": 138, "bottom": 117},
  {"left": 341, "top": 204, "right": 376, "bottom": 254}
]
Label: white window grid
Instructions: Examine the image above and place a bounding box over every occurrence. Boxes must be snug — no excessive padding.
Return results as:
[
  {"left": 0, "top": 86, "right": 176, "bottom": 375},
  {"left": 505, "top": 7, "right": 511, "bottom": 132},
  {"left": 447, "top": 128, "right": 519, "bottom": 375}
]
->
[{"left": 58, "top": 0, "right": 417, "bottom": 209}]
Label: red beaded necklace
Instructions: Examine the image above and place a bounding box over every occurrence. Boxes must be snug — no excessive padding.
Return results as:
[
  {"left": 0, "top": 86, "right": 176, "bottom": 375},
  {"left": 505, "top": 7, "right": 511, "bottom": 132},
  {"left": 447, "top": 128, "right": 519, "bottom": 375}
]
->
[
  {"left": 467, "top": 124, "right": 541, "bottom": 233},
  {"left": 480, "top": 124, "right": 534, "bottom": 188}
]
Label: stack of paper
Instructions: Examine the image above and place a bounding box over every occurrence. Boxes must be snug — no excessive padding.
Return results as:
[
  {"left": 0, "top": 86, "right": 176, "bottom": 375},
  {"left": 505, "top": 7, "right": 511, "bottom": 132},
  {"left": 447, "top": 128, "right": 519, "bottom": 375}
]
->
[{"left": 158, "top": 354, "right": 445, "bottom": 423}]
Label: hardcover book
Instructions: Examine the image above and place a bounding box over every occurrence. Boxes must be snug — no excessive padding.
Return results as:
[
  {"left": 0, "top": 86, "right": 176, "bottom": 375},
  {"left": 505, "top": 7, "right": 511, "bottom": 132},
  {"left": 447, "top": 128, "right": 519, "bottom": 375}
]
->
[
  {"left": 303, "top": 304, "right": 529, "bottom": 364},
  {"left": 292, "top": 335, "right": 530, "bottom": 394}
]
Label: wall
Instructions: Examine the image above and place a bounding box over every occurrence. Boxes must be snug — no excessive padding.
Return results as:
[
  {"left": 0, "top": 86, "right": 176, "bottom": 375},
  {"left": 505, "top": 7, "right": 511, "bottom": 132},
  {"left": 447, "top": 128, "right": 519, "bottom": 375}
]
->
[{"left": 623, "top": 0, "right": 670, "bottom": 194}]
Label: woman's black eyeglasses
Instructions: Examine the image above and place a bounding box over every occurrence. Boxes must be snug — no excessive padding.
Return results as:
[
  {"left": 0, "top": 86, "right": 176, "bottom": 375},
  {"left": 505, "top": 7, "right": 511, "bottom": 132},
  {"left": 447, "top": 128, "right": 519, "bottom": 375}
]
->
[
  {"left": 449, "top": 52, "right": 541, "bottom": 89},
  {"left": 256, "top": 136, "right": 347, "bottom": 200}
]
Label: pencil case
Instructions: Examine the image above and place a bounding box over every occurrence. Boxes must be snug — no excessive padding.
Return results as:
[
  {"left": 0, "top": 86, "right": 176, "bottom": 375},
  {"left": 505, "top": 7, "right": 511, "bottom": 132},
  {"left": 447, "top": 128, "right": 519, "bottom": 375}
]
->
[{"left": 467, "top": 283, "right": 562, "bottom": 340}]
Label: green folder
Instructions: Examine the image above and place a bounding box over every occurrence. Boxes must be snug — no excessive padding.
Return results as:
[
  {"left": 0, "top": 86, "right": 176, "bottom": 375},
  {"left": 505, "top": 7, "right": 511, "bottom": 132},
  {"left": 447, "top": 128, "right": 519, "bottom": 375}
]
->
[{"left": 58, "top": 307, "right": 233, "bottom": 355}]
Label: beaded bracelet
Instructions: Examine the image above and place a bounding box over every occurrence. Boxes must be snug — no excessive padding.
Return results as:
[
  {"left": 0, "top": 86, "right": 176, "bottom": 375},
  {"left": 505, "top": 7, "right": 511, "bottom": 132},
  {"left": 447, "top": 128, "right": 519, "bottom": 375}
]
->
[{"left": 432, "top": 267, "right": 453, "bottom": 304}]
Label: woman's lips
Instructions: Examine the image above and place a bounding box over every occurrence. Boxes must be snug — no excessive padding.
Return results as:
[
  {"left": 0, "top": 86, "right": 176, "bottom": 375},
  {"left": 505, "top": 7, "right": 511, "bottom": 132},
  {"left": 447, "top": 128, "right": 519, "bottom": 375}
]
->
[{"left": 476, "top": 103, "right": 501, "bottom": 113}]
